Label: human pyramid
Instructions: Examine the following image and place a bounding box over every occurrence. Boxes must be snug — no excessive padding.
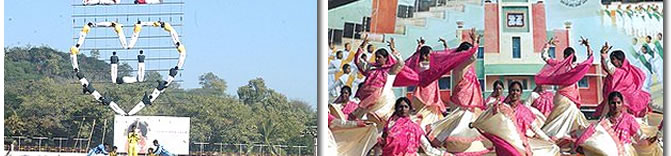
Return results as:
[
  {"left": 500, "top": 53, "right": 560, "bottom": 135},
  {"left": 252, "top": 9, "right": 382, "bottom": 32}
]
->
[{"left": 69, "top": 20, "right": 186, "bottom": 116}]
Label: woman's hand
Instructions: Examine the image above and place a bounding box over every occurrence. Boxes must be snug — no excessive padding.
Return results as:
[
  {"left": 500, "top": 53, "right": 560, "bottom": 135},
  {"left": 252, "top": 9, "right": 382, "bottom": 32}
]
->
[
  {"left": 439, "top": 37, "right": 448, "bottom": 48},
  {"left": 544, "top": 37, "right": 557, "bottom": 49},
  {"left": 579, "top": 36, "right": 590, "bottom": 46},
  {"left": 417, "top": 37, "right": 426, "bottom": 46},
  {"left": 387, "top": 37, "right": 396, "bottom": 50},
  {"left": 600, "top": 42, "right": 612, "bottom": 54},
  {"left": 360, "top": 33, "right": 370, "bottom": 48},
  {"left": 600, "top": 42, "right": 613, "bottom": 55},
  {"left": 469, "top": 28, "right": 481, "bottom": 45},
  {"left": 356, "top": 120, "right": 367, "bottom": 127},
  {"left": 580, "top": 36, "right": 593, "bottom": 56}
]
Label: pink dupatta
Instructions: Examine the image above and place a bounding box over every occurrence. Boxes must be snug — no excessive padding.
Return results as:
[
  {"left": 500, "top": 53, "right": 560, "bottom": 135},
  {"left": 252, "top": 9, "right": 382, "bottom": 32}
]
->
[
  {"left": 535, "top": 54, "right": 594, "bottom": 106},
  {"left": 450, "top": 67, "right": 485, "bottom": 110},
  {"left": 482, "top": 99, "right": 535, "bottom": 156},
  {"left": 595, "top": 59, "right": 650, "bottom": 117},
  {"left": 333, "top": 94, "right": 360, "bottom": 117},
  {"left": 356, "top": 48, "right": 397, "bottom": 89},
  {"left": 611, "top": 113, "right": 641, "bottom": 144},
  {"left": 394, "top": 44, "right": 479, "bottom": 87},
  {"left": 341, "top": 101, "right": 358, "bottom": 117},
  {"left": 532, "top": 91, "right": 555, "bottom": 117},
  {"left": 382, "top": 116, "right": 425, "bottom": 156},
  {"left": 354, "top": 47, "right": 397, "bottom": 109}
]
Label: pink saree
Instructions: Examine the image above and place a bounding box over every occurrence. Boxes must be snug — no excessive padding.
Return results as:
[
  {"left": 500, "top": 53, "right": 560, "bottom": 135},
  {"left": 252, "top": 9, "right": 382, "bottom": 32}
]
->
[
  {"left": 610, "top": 113, "right": 641, "bottom": 144},
  {"left": 475, "top": 100, "right": 535, "bottom": 156},
  {"left": 403, "top": 45, "right": 476, "bottom": 129},
  {"left": 450, "top": 67, "right": 485, "bottom": 110},
  {"left": 423, "top": 46, "right": 491, "bottom": 154},
  {"left": 574, "top": 113, "right": 640, "bottom": 156},
  {"left": 333, "top": 94, "right": 360, "bottom": 117},
  {"left": 595, "top": 59, "right": 650, "bottom": 117},
  {"left": 531, "top": 91, "right": 554, "bottom": 117},
  {"left": 485, "top": 95, "right": 505, "bottom": 109},
  {"left": 381, "top": 116, "right": 425, "bottom": 156},
  {"left": 354, "top": 48, "right": 397, "bottom": 110},
  {"left": 535, "top": 55, "right": 594, "bottom": 106},
  {"left": 393, "top": 44, "right": 479, "bottom": 87}
]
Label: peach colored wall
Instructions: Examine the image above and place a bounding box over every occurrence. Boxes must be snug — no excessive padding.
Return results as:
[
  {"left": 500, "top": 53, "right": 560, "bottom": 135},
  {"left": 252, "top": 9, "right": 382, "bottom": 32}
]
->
[
  {"left": 484, "top": 3, "right": 500, "bottom": 53},
  {"left": 553, "top": 29, "right": 569, "bottom": 60},
  {"left": 371, "top": 0, "right": 398, "bottom": 34},
  {"left": 579, "top": 76, "right": 600, "bottom": 106},
  {"left": 532, "top": 2, "right": 547, "bottom": 53}
]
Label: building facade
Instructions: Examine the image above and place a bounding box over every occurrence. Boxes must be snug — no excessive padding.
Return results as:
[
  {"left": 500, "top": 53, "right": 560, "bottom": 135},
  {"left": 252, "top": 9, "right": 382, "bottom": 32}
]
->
[{"left": 328, "top": 0, "right": 605, "bottom": 110}]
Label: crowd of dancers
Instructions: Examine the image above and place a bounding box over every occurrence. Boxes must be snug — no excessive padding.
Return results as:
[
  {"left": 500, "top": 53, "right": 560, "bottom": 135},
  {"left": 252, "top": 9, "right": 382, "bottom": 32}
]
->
[{"left": 327, "top": 30, "right": 663, "bottom": 155}]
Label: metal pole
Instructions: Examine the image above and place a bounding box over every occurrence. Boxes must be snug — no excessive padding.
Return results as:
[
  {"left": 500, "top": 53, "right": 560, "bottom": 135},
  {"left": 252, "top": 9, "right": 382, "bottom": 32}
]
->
[
  {"left": 73, "top": 138, "right": 88, "bottom": 152},
  {"left": 87, "top": 119, "right": 97, "bottom": 150},
  {"left": 102, "top": 119, "right": 107, "bottom": 143},
  {"left": 213, "top": 143, "right": 223, "bottom": 154},
  {"left": 11, "top": 136, "right": 26, "bottom": 151},
  {"left": 234, "top": 143, "right": 244, "bottom": 156},
  {"left": 298, "top": 146, "right": 303, "bottom": 156},
  {"left": 53, "top": 137, "right": 68, "bottom": 152},
  {"left": 75, "top": 117, "right": 85, "bottom": 148},
  {"left": 193, "top": 142, "right": 209, "bottom": 155},
  {"left": 33, "top": 137, "right": 48, "bottom": 152}
]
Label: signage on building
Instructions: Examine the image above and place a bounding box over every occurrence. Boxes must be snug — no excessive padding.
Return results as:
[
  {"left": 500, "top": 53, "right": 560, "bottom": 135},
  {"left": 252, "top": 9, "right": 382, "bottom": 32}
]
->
[
  {"left": 507, "top": 13, "right": 525, "bottom": 27},
  {"left": 560, "top": 0, "right": 588, "bottom": 8}
]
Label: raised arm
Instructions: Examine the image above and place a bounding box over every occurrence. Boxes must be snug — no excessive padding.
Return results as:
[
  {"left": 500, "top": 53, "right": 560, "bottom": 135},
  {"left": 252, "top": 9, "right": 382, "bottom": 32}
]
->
[
  {"left": 354, "top": 35, "right": 371, "bottom": 74},
  {"left": 579, "top": 36, "right": 594, "bottom": 57},
  {"left": 600, "top": 42, "right": 616, "bottom": 75},
  {"left": 439, "top": 37, "right": 448, "bottom": 50},
  {"left": 541, "top": 37, "right": 559, "bottom": 63},
  {"left": 388, "top": 38, "right": 406, "bottom": 75}
]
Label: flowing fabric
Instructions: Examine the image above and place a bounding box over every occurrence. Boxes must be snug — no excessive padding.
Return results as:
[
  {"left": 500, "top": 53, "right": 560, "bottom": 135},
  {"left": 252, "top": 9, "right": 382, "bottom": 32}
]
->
[
  {"left": 359, "top": 75, "right": 397, "bottom": 128},
  {"left": 326, "top": 128, "right": 339, "bottom": 156},
  {"left": 332, "top": 125, "right": 378, "bottom": 156},
  {"left": 473, "top": 101, "right": 560, "bottom": 156},
  {"left": 405, "top": 45, "right": 479, "bottom": 132},
  {"left": 633, "top": 117, "right": 663, "bottom": 156},
  {"left": 341, "top": 101, "right": 359, "bottom": 117},
  {"left": 425, "top": 52, "right": 489, "bottom": 153},
  {"left": 574, "top": 119, "right": 627, "bottom": 156},
  {"left": 355, "top": 48, "right": 397, "bottom": 89},
  {"left": 354, "top": 47, "right": 398, "bottom": 115},
  {"left": 531, "top": 91, "right": 554, "bottom": 117},
  {"left": 536, "top": 54, "right": 593, "bottom": 107},
  {"left": 450, "top": 67, "right": 485, "bottom": 110},
  {"left": 381, "top": 116, "right": 425, "bottom": 156},
  {"left": 328, "top": 107, "right": 379, "bottom": 156},
  {"left": 595, "top": 59, "right": 651, "bottom": 117},
  {"left": 535, "top": 55, "right": 594, "bottom": 86},
  {"left": 574, "top": 113, "right": 646, "bottom": 156},
  {"left": 542, "top": 94, "right": 589, "bottom": 139},
  {"left": 612, "top": 113, "right": 641, "bottom": 144},
  {"left": 426, "top": 107, "right": 491, "bottom": 154},
  {"left": 393, "top": 44, "right": 479, "bottom": 87},
  {"left": 405, "top": 50, "right": 447, "bottom": 129},
  {"left": 410, "top": 75, "right": 444, "bottom": 113}
]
